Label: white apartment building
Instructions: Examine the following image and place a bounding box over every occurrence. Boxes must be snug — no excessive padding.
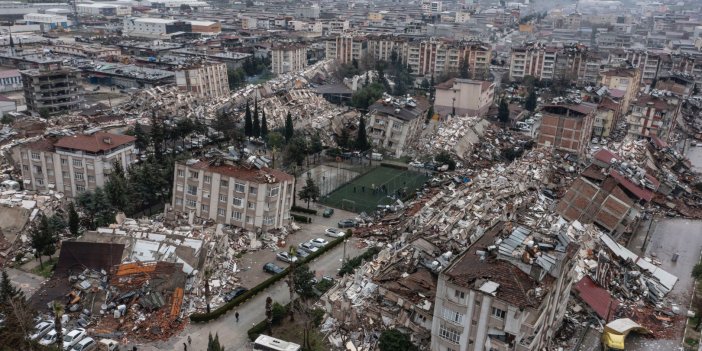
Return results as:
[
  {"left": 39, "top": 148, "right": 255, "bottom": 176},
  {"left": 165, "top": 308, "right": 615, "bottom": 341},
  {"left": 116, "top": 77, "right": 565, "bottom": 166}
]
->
[
  {"left": 0, "top": 69, "right": 23, "bottom": 92},
  {"left": 77, "top": 3, "right": 131, "bottom": 17},
  {"left": 122, "top": 17, "right": 184, "bottom": 38},
  {"left": 171, "top": 159, "right": 295, "bottom": 231},
  {"left": 325, "top": 35, "right": 366, "bottom": 65},
  {"left": 12, "top": 132, "right": 137, "bottom": 197},
  {"left": 434, "top": 78, "right": 495, "bottom": 117},
  {"left": 23, "top": 13, "right": 69, "bottom": 29},
  {"left": 175, "top": 62, "right": 229, "bottom": 99},
  {"left": 367, "top": 97, "right": 430, "bottom": 158},
  {"left": 271, "top": 44, "right": 307, "bottom": 74}
]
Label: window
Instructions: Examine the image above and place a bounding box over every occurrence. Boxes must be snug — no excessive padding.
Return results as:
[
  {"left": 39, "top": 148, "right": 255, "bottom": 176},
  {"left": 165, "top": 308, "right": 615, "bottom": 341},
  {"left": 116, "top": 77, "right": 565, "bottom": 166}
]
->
[
  {"left": 22, "top": 165, "right": 29, "bottom": 172},
  {"left": 177, "top": 170, "right": 185, "bottom": 177},
  {"left": 175, "top": 197, "right": 183, "bottom": 206},
  {"left": 75, "top": 172, "right": 84, "bottom": 181},
  {"left": 62, "top": 171, "right": 69, "bottom": 178},
  {"left": 249, "top": 186, "right": 257, "bottom": 195},
  {"left": 86, "top": 162, "right": 94, "bottom": 170},
  {"left": 234, "top": 182, "right": 245, "bottom": 192},
  {"left": 491, "top": 307, "right": 506, "bottom": 319},
  {"left": 442, "top": 307, "right": 464, "bottom": 324},
  {"left": 76, "top": 185, "right": 85, "bottom": 192},
  {"left": 88, "top": 175, "right": 95, "bottom": 183},
  {"left": 186, "top": 199, "right": 197, "bottom": 208},
  {"left": 189, "top": 171, "right": 199, "bottom": 179},
  {"left": 231, "top": 211, "right": 242, "bottom": 221},
  {"left": 219, "top": 194, "right": 227, "bottom": 202},
  {"left": 263, "top": 216, "right": 274, "bottom": 225},
  {"left": 220, "top": 180, "right": 229, "bottom": 187},
  {"left": 232, "top": 197, "right": 243, "bottom": 207},
  {"left": 247, "top": 202, "right": 255, "bottom": 210},
  {"left": 217, "top": 208, "right": 225, "bottom": 216},
  {"left": 31, "top": 152, "right": 40, "bottom": 160},
  {"left": 34, "top": 166, "right": 42, "bottom": 174},
  {"left": 187, "top": 185, "right": 198, "bottom": 196},
  {"left": 269, "top": 186, "right": 279, "bottom": 197},
  {"left": 204, "top": 175, "right": 212, "bottom": 183},
  {"left": 36, "top": 178, "right": 44, "bottom": 186},
  {"left": 201, "top": 204, "right": 209, "bottom": 212},
  {"left": 73, "top": 159, "right": 82, "bottom": 167},
  {"left": 176, "top": 184, "right": 184, "bottom": 192},
  {"left": 454, "top": 289, "right": 465, "bottom": 299},
  {"left": 439, "top": 324, "right": 460, "bottom": 344},
  {"left": 246, "top": 216, "right": 252, "bottom": 224}
]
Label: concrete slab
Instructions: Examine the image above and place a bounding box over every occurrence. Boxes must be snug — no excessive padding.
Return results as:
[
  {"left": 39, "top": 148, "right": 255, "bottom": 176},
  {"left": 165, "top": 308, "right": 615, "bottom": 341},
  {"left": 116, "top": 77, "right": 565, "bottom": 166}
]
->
[{"left": 5, "top": 267, "right": 45, "bottom": 298}]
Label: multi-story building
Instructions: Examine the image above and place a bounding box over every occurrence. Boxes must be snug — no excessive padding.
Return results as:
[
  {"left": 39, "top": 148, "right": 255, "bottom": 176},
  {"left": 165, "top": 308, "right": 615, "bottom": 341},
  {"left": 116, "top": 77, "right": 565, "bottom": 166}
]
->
[
  {"left": 175, "top": 61, "right": 229, "bottom": 99},
  {"left": 23, "top": 13, "right": 68, "bottom": 29},
  {"left": 367, "top": 97, "right": 430, "bottom": 158},
  {"left": 434, "top": 78, "right": 494, "bottom": 117},
  {"left": 430, "top": 223, "right": 578, "bottom": 351},
  {"left": 77, "top": 3, "right": 131, "bottom": 17},
  {"left": 12, "top": 132, "right": 136, "bottom": 197},
  {"left": 271, "top": 44, "right": 307, "bottom": 75},
  {"left": 626, "top": 93, "right": 682, "bottom": 140},
  {"left": 50, "top": 44, "right": 121, "bottom": 59},
  {"left": 0, "top": 69, "right": 23, "bottom": 92},
  {"left": 325, "top": 35, "right": 366, "bottom": 65},
  {"left": 509, "top": 43, "right": 557, "bottom": 81},
  {"left": 592, "top": 97, "right": 621, "bottom": 138},
  {"left": 599, "top": 66, "right": 641, "bottom": 114},
  {"left": 21, "top": 61, "right": 83, "bottom": 115},
  {"left": 122, "top": 17, "right": 217, "bottom": 38},
  {"left": 170, "top": 158, "right": 294, "bottom": 231},
  {"left": 537, "top": 102, "right": 597, "bottom": 158}
]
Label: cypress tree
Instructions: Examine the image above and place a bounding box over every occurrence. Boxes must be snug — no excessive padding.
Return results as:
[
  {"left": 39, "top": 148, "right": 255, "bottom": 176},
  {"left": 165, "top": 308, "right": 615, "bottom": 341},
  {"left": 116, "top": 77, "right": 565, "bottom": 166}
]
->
[
  {"left": 253, "top": 99, "right": 260, "bottom": 138},
  {"left": 261, "top": 109, "right": 268, "bottom": 138},
  {"left": 284, "top": 112, "right": 294, "bottom": 142},
  {"left": 244, "top": 100, "right": 252, "bottom": 137}
]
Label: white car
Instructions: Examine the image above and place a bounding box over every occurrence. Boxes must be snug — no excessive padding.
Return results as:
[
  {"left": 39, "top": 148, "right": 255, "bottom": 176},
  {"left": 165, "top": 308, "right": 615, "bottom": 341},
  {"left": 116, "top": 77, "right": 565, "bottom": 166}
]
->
[
  {"left": 71, "top": 337, "right": 96, "bottom": 351},
  {"left": 298, "top": 242, "right": 319, "bottom": 254},
  {"left": 40, "top": 328, "right": 67, "bottom": 346},
  {"left": 325, "top": 228, "right": 345, "bottom": 238},
  {"left": 310, "top": 238, "right": 328, "bottom": 248},
  {"left": 30, "top": 321, "right": 54, "bottom": 341},
  {"left": 63, "top": 328, "right": 87, "bottom": 350}
]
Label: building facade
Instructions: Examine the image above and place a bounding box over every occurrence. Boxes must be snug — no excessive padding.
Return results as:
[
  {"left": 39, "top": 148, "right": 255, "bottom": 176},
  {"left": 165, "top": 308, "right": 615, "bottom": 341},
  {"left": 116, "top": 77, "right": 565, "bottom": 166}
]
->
[
  {"left": 175, "top": 61, "right": 229, "bottom": 99},
  {"left": 271, "top": 44, "right": 307, "bottom": 75},
  {"left": 367, "top": 97, "right": 429, "bottom": 158},
  {"left": 325, "top": 35, "right": 365, "bottom": 65},
  {"left": 626, "top": 94, "right": 681, "bottom": 140},
  {"left": 599, "top": 66, "right": 641, "bottom": 114},
  {"left": 50, "top": 44, "right": 121, "bottom": 59},
  {"left": 12, "top": 132, "right": 136, "bottom": 197},
  {"left": 21, "top": 61, "right": 83, "bottom": 115},
  {"left": 434, "top": 78, "right": 495, "bottom": 117},
  {"left": 171, "top": 159, "right": 294, "bottom": 231},
  {"left": 537, "top": 103, "right": 597, "bottom": 158},
  {"left": 23, "top": 13, "right": 68, "bottom": 29},
  {"left": 0, "top": 69, "right": 23, "bottom": 92}
]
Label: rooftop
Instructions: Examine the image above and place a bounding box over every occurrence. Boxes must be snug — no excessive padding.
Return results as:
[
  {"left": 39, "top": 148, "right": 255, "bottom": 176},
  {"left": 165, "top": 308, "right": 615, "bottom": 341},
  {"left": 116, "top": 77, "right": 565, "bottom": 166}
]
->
[
  {"left": 369, "top": 96, "right": 430, "bottom": 122},
  {"left": 184, "top": 159, "right": 294, "bottom": 184},
  {"left": 54, "top": 132, "right": 136, "bottom": 153},
  {"left": 542, "top": 102, "right": 597, "bottom": 117},
  {"left": 434, "top": 78, "right": 494, "bottom": 93}
]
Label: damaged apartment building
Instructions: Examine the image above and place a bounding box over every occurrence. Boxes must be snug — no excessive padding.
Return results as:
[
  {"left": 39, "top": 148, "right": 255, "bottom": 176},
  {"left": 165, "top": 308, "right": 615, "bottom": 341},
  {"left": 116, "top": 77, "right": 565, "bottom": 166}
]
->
[{"left": 367, "top": 95, "right": 430, "bottom": 158}]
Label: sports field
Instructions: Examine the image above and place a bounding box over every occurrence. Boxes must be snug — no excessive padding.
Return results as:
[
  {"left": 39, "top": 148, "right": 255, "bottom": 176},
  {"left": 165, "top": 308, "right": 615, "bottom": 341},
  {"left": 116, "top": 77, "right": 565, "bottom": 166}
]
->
[{"left": 320, "top": 166, "right": 430, "bottom": 213}]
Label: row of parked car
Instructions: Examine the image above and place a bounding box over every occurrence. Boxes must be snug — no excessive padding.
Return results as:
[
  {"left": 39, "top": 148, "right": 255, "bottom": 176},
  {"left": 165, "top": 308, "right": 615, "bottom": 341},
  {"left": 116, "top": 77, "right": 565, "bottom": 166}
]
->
[
  {"left": 30, "top": 320, "right": 117, "bottom": 351},
  {"left": 262, "top": 228, "right": 348, "bottom": 275}
]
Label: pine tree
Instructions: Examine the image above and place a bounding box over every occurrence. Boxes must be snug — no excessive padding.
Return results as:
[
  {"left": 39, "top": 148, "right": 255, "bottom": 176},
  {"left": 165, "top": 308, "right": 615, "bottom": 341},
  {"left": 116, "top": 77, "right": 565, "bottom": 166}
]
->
[
  {"left": 498, "top": 99, "right": 510, "bottom": 126},
  {"left": 355, "top": 117, "right": 370, "bottom": 151},
  {"left": 68, "top": 202, "right": 79, "bottom": 237},
  {"left": 104, "top": 160, "right": 129, "bottom": 212},
  {"left": 133, "top": 122, "right": 149, "bottom": 153},
  {"left": 261, "top": 109, "right": 268, "bottom": 138},
  {"left": 252, "top": 100, "right": 261, "bottom": 138},
  {"left": 525, "top": 88, "right": 537, "bottom": 112},
  {"left": 207, "top": 333, "right": 224, "bottom": 351},
  {"left": 284, "top": 112, "right": 294, "bottom": 143},
  {"left": 338, "top": 128, "right": 350, "bottom": 149},
  {"left": 460, "top": 53, "right": 470, "bottom": 79},
  {"left": 244, "top": 100, "right": 253, "bottom": 137},
  {"left": 298, "top": 177, "right": 320, "bottom": 209},
  {"left": 0, "top": 270, "right": 22, "bottom": 305}
]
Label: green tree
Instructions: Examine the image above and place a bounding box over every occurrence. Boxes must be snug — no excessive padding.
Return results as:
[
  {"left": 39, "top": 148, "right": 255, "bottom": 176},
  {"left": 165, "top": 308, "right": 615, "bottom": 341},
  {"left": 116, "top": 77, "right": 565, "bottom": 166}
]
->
[
  {"left": 309, "top": 133, "right": 323, "bottom": 163},
  {"left": 379, "top": 329, "right": 418, "bottom": 351},
  {"left": 460, "top": 53, "right": 470, "bottom": 79},
  {"left": 30, "top": 216, "right": 56, "bottom": 268},
  {"left": 244, "top": 100, "right": 253, "bottom": 137},
  {"left": 425, "top": 105, "right": 434, "bottom": 123},
  {"left": 133, "top": 122, "right": 150, "bottom": 152},
  {"left": 355, "top": 117, "right": 371, "bottom": 151},
  {"left": 0, "top": 270, "right": 22, "bottom": 306},
  {"left": 150, "top": 113, "right": 165, "bottom": 162},
  {"left": 265, "top": 296, "right": 273, "bottom": 335},
  {"left": 338, "top": 128, "right": 350, "bottom": 149},
  {"left": 498, "top": 98, "right": 510, "bottom": 126},
  {"left": 0, "top": 270, "right": 35, "bottom": 351},
  {"left": 38, "top": 108, "right": 50, "bottom": 119},
  {"left": 253, "top": 100, "right": 261, "bottom": 138},
  {"left": 525, "top": 88, "right": 537, "bottom": 112},
  {"left": 77, "top": 187, "right": 115, "bottom": 230},
  {"left": 207, "top": 332, "right": 224, "bottom": 351},
  {"left": 266, "top": 131, "right": 284, "bottom": 149},
  {"left": 420, "top": 78, "right": 430, "bottom": 91},
  {"left": 293, "top": 264, "right": 316, "bottom": 299},
  {"left": 692, "top": 263, "right": 702, "bottom": 280},
  {"left": 435, "top": 151, "right": 456, "bottom": 171},
  {"left": 104, "top": 160, "right": 129, "bottom": 212},
  {"left": 261, "top": 109, "right": 268, "bottom": 138},
  {"left": 53, "top": 301, "right": 64, "bottom": 349},
  {"left": 298, "top": 176, "right": 320, "bottom": 209},
  {"left": 284, "top": 136, "right": 308, "bottom": 166},
  {"left": 68, "top": 202, "right": 79, "bottom": 237},
  {"left": 284, "top": 112, "right": 294, "bottom": 142}
]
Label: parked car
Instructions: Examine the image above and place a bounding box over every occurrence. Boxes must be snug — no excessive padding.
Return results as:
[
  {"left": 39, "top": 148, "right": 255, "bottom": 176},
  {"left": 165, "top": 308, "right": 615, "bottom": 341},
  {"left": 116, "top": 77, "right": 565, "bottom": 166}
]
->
[
  {"left": 296, "top": 249, "right": 310, "bottom": 259},
  {"left": 298, "top": 242, "right": 319, "bottom": 254},
  {"left": 276, "top": 251, "right": 298, "bottom": 263},
  {"left": 223, "top": 287, "right": 248, "bottom": 302},
  {"left": 409, "top": 161, "right": 424, "bottom": 168},
  {"left": 263, "top": 262, "right": 285, "bottom": 275},
  {"left": 71, "top": 336, "right": 96, "bottom": 351},
  {"left": 97, "top": 339, "right": 119, "bottom": 351},
  {"left": 310, "top": 238, "right": 328, "bottom": 248},
  {"left": 323, "top": 208, "right": 334, "bottom": 218},
  {"left": 40, "top": 328, "right": 67, "bottom": 346},
  {"left": 337, "top": 219, "right": 357, "bottom": 228},
  {"left": 325, "top": 228, "right": 345, "bottom": 238},
  {"left": 63, "top": 328, "right": 87, "bottom": 350},
  {"left": 30, "top": 321, "right": 55, "bottom": 341}
]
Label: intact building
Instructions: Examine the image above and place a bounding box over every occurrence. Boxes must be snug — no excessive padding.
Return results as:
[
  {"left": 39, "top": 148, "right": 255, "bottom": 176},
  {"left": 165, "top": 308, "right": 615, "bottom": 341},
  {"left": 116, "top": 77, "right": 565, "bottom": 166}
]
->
[
  {"left": 271, "top": 44, "right": 307, "bottom": 75},
  {"left": 537, "top": 103, "right": 597, "bottom": 158},
  {"left": 430, "top": 223, "right": 578, "bottom": 351},
  {"left": 175, "top": 61, "right": 229, "bottom": 98},
  {"left": 434, "top": 78, "right": 494, "bottom": 117},
  {"left": 599, "top": 66, "right": 641, "bottom": 114},
  {"left": 367, "top": 96, "right": 430, "bottom": 158},
  {"left": 171, "top": 158, "right": 294, "bottom": 231},
  {"left": 325, "top": 35, "right": 366, "bottom": 65},
  {"left": 21, "top": 61, "right": 83, "bottom": 115},
  {"left": 12, "top": 132, "right": 136, "bottom": 197}
]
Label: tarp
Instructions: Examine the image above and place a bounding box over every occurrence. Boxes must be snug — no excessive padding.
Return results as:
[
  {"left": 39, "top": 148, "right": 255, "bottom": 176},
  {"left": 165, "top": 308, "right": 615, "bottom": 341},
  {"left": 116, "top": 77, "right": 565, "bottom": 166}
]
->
[{"left": 602, "top": 318, "right": 651, "bottom": 350}]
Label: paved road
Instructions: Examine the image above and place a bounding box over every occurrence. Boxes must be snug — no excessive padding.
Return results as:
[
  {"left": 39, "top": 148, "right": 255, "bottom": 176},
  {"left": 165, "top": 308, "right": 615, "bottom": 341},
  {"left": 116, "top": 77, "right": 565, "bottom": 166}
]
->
[{"left": 5, "top": 267, "right": 45, "bottom": 298}]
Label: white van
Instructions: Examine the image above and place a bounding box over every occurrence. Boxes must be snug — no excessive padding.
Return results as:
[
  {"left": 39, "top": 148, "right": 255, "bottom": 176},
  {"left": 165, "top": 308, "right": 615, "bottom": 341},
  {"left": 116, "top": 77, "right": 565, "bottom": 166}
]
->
[{"left": 370, "top": 153, "right": 383, "bottom": 161}]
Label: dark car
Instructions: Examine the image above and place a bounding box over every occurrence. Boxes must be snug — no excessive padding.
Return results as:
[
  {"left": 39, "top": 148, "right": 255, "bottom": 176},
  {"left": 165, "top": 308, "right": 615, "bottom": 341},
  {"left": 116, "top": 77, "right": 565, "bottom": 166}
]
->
[
  {"left": 224, "top": 287, "right": 248, "bottom": 302},
  {"left": 296, "top": 249, "right": 311, "bottom": 259},
  {"left": 338, "top": 219, "right": 357, "bottom": 228},
  {"left": 323, "top": 208, "right": 334, "bottom": 218},
  {"left": 263, "top": 262, "right": 285, "bottom": 275}
]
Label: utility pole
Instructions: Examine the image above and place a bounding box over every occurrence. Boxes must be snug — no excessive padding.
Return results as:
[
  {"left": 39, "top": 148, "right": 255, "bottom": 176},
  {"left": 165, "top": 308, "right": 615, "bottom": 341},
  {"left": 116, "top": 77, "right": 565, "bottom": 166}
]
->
[{"left": 72, "top": 0, "right": 80, "bottom": 28}]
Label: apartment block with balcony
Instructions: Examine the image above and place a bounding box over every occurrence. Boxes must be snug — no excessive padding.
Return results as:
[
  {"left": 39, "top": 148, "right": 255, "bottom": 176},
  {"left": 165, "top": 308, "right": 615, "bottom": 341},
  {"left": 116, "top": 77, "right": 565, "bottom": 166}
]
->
[
  {"left": 600, "top": 66, "right": 641, "bottom": 114},
  {"left": 626, "top": 93, "right": 681, "bottom": 141},
  {"left": 171, "top": 158, "right": 294, "bottom": 231},
  {"left": 11, "top": 132, "right": 136, "bottom": 197},
  {"left": 430, "top": 223, "right": 578, "bottom": 351},
  {"left": 175, "top": 61, "right": 229, "bottom": 99},
  {"left": 325, "top": 35, "right": 366, "bottom": 65},
  {"left": 21, "top": 61, "right": 83, "bottom": 115},
  {"left": 367, "top": 97, "right": 430, "bottom": 158},
  {"left": 271, "top": 44, "right": 308, "bottom": 75},
  {"left": 434, "top": 78, "right": 494, "bottom": 117},
  {"left": 537, "top": 102, "right": 597, "bottom": 159}
]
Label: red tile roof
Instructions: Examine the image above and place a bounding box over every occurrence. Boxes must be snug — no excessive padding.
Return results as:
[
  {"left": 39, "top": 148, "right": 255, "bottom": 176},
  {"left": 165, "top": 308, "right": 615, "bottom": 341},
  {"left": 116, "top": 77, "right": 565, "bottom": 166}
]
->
[
  {"left": 650, "top": 136, "right": 669, "bottom": 149},
  {"left": 608, "top": 169, "right": 654, "bottom": 202},
  {"left": 594, "top": 149, "right": 619, "bottom": 165},
  {"left": 574, "top": 276, "right": 619, "bottom": 321},
  {"left": 54, "top": 132, "right": 135, "bottom": 153},
  {"left": 187, "top": 160, "right": 294, "bottom": 183}
]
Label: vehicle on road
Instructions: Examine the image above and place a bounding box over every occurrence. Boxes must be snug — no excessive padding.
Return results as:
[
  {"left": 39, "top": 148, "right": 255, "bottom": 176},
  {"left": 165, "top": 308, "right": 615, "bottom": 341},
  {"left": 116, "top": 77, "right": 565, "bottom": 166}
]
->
[
  {"left": 337, "top": 219, "right": 357, "bottom": 228},
  {"left": 310, "top": 238, "right": 328, "bottom": 248},
  {"left": 63, "top": 328, "right": 87, "bottom": 350},
  {"left": 323, "top": 208, "right": 334, "bottom": 218},
  {"left": 30, "top": 321, "right": 54, "bottom": 341},
  {"left": 276, "top": 251, "right": 298, "bottom": 263},
  {"left": 224, "top": 287, "right": 248, "bottom": 302},
  {"left": 325, "top": 228, "right": 345, "bottom": 238},
  {"left": 298, "top": 242, "right": 319, "bottom": 254},
  {"left": 263, "top": 262, "right": 285, "bottom": 275}
]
